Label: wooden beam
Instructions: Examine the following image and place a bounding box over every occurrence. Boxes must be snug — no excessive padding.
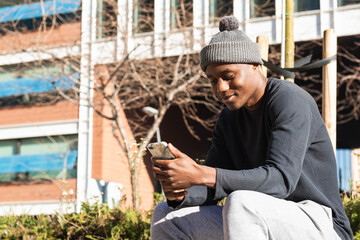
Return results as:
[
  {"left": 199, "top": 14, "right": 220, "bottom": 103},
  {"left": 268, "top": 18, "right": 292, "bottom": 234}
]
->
[
  {"left": 322, "top": 29, "right": 337, "bottom": 153},
  {"left": 256, "top": 35, "right": 269, "bottom": 77},
  {"left": 285, "top": 0, "right": 294, "bottom": 82}
]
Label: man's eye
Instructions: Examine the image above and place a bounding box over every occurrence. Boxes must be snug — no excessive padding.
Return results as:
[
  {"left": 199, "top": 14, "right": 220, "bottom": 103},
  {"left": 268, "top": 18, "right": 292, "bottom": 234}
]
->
[
  {"left": 210, "top": 79, "right": 217, "bottom": 85},
  {"left": 223, "top": 75, "right": 234, "bottom": 80}
]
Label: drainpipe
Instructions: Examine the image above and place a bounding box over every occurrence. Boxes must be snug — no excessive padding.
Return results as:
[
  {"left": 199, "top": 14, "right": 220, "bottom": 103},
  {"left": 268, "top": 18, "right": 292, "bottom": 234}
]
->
[{"left": 76, "top": 0, "right": 96, "bottom": 212}]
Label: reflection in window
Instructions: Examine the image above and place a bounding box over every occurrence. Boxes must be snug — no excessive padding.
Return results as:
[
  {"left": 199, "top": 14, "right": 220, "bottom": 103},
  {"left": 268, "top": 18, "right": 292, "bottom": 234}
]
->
[
  {"left": 133, "top": 0, "right": 154, "bottom": 33},
  {"left": 0, "top": 60, "right": 78, "bottom": 103},
  {"left": 250, "top": 0, "right": 275, "bottom": 18},
  {"left": 209, "top": 0, "right": 233, "bottom": 24},
  {"left": 0, "top": 0, "right": 81, "bottom": 34},
  {"left": 0, "top": 135, "right": 78, "bottom": 183},
  {"left": 338, "top": 0, "right": 360, "bottom": 6},
  {"left": 97, "top": 0, "right": 118, "bottom": 39},
  {"left": 295, "top": 0, "right": 319, "bottom": 12},
  {"left": 0, "top": 61, "right": 75, "bottom": 82},
  {"left": 170, "top": 0, "right": 193, "bottom": 29}
]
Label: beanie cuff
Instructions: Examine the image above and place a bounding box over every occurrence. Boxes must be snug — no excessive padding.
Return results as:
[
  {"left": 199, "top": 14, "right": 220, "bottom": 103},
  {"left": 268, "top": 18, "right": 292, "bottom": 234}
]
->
[{"left": 200, "top": 41, "right": 263, "bottom": 71}]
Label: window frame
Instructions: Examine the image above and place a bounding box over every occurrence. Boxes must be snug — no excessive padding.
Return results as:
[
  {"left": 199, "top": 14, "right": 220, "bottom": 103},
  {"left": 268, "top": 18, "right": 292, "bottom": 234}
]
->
[
  {"left": 0, "top": 134, "right": 78, "bottom": 182},
  {"left": 170, "top": 0, "right": 193, "bottom": 30},
  {"left": 294, "top": 0, "right": 320, "bottom": 12},
  {"left": 133, "top": 0, "right": 155, "bottom": 34},
  {"left": 338, "top": 0, "right": 360, "bottom": 6},
  {"left": 209, "top": 0, "right": 233, "bottom": 25},
  {"left": 250, "top": 0, "right": 275, "bottom": 19},
  {"left": 96, "top": 0, "right": 118, "bottom": 39}
]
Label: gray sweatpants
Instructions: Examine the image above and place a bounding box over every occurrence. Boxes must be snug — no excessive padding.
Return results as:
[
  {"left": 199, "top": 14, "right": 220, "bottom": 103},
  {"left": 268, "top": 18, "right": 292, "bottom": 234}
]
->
[{"left": 151, "top": 190, "right": 341, "bottom": 240}]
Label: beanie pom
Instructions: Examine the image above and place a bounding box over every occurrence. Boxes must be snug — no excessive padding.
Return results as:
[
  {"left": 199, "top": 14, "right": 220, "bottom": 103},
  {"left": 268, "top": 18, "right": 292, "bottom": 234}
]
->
[{"left": 219, "top": 16, "right": 239, "bottom": 32}]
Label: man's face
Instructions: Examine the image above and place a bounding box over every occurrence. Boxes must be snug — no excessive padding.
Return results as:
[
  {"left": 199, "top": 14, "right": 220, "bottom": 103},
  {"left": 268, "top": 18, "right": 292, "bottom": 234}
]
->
[{"left": 205, "top": 63, "right": 264, "bottom": 111}]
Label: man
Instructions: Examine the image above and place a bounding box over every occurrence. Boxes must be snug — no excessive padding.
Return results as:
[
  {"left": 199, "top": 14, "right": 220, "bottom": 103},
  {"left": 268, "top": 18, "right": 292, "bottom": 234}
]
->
[{"left": 151, "top": 16, "right": 353, "bottom": 240}]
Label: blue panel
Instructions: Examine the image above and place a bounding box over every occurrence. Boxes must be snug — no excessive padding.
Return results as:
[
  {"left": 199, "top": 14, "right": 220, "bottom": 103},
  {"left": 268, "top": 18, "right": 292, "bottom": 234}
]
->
[
  {"left": 0, "top": 150, "right": 77, "bottom": 174},
  {"left": 336, "top": 149, "right": 352, "bottom": 192},
  {"left": 0, "top": 73, "right": 79, "bottom": 98},
  {"left": 0, "top": 0, "right": 81, "bottom": 23}
]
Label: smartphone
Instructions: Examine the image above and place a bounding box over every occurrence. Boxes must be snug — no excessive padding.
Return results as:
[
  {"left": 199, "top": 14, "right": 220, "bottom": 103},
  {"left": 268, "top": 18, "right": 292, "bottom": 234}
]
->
[{"left": 147, "top": 141, "right": 175, "bottom": 159}]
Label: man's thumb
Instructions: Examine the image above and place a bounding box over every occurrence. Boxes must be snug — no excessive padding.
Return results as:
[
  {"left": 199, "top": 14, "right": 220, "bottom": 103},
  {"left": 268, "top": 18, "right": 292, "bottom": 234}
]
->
[{"left": 168, "top": 143, "right": 182, "bottom": 158}]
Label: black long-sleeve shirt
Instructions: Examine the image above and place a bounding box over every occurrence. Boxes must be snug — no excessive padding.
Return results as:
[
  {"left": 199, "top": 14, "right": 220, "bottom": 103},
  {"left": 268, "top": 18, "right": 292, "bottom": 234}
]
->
[{"left": 170, "top": 78, "right": 352, "bottom": 240}]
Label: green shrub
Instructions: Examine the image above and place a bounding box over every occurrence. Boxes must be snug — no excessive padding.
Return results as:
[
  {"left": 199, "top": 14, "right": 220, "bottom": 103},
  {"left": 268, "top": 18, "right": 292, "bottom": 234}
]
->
[
  {"left": 2, "top": 194, "right": 358, "bottom": 239},
  {"left": 0, "top": 202, "right": 151, "bottom": 240},
  {"left": 343, "top": 195, "right": 360, "bottom": 240}
]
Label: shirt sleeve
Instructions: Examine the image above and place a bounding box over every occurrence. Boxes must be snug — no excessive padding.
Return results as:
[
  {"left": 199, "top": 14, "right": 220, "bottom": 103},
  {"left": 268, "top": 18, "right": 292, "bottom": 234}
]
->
[{"left": 214, "top": 89, "right": 313, "bottom": 200}]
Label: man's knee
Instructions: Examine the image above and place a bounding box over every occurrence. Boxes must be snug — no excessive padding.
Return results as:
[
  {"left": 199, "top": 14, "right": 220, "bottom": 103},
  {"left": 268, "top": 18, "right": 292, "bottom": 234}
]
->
[
  {"left": 223, "top": 190, "right": 266, "bottom": 217},
  {"left": 151, "top": 202, "right": 172, "bottom": 239},
  {"left": 152, "top": 201, "right": 171, "bottom": 223},
  {"left": 225, "top": 190, "right": 261, "bottom": 207},
  {"left": 222, "top": 191, "right": 271, "bottom": 239}
]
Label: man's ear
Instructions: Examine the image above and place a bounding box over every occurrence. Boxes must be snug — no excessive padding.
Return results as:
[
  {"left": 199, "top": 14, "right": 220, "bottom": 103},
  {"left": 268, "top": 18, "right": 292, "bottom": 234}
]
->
[{"left": 252, "top": 64, "right": 265, "bottom": 77}]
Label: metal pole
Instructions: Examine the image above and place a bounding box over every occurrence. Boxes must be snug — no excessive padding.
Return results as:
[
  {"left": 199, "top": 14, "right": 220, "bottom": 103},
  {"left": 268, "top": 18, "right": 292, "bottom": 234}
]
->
[
  {"left": 154, "top": 114, "right": 161, "bottom": 142},
  {"left": 285, "top": 0, "right": 294, "bottom": 82},
  {"left": 280, "top": 0, "right": 286, "bottom": 79}
]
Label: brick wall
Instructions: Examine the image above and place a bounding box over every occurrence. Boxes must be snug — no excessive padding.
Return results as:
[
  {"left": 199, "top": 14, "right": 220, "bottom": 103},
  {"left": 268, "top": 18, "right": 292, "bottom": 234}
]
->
[
  {"left": 0, "top": 178, "right": 76, "bottom": 202},
  {"left": 0, "top": 101, "right": 78, "bottom": 203},
  {"left": 0, "top": 88, "right": 154, "bottom": 208},
  {"left": 92, "top": 103, "right": 155, "bottom": 210},
  {"left": 0, "top": 100, "right": 78, "bottom": 126},
  {"left": 92, "top": 66, "right": 154, "bottom": 210},
  {"left": 0, "top": 22, "right": 81, "bottom": 53}
]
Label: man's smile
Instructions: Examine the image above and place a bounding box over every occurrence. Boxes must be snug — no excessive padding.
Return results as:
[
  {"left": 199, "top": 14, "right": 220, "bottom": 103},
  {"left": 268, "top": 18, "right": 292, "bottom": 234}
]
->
[{"left": 220, "top": 93, "right": 236, "bottom": 102}]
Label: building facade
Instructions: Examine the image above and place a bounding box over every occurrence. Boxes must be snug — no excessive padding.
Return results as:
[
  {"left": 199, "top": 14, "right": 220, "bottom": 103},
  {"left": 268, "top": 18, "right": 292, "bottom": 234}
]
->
[
  {"left": 0, "top": 0, "right": 154, "bottom": 215},
  {"left": 0, "top": 0, "right": 359, "bottom": 215}
]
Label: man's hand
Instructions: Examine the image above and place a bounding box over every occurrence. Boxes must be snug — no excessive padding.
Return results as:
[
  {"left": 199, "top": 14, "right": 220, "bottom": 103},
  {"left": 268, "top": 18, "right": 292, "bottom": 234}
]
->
[
  {"left": 152, "top": 143, "right": 201, "bottom": 189},
  {"left": 161, "top": 183, "right": 188, "bottom": 202},
  {"left": 152, "top": 143, "right": 216, "bottom": 201}
]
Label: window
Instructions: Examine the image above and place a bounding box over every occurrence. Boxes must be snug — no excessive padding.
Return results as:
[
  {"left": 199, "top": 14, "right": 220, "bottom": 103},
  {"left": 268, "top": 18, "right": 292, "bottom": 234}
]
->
[
  {"left": 338, "top": 0, "right": 360, "bottom": 6},
  {"left": 295, "top": 0, "right": 319, "bottom": 12},
  {"left": 170, "top": 0, "right": 193, "bottom": 29},
  {"left": 250, "top": 0, "right": 275, "bottom": 18},
  {"left": 97, "top": 0, "right": 118, "bottom": 39},
  {"left": 0, "top": 0, "right": 42, "bottom": 8},
  {"left": 0, "top": 61, "right": 77, "bottom": 99},
  {"left": 133, "top": 0, "right": 154, "bottom": 33},
  {"left": 0, "top": 140, "right": 17, "bottom": 157},
  {"left": 0, "top": 0, "right": 81, "bottom": 34},
  {"left": 0, "top": 135, "right": 78, "bottom": 182},
  {"left": 0, "top": 62, "right": 74, "bottom": 81},
  {"left": 209, "top": 0, "right": 233, "bottom": 24}
]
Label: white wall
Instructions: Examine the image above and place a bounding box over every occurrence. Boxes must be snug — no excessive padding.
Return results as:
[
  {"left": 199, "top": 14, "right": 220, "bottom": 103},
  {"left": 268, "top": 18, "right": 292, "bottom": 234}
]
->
[{"left": 1, "top": 1, "right": 359, "bottom": 65}]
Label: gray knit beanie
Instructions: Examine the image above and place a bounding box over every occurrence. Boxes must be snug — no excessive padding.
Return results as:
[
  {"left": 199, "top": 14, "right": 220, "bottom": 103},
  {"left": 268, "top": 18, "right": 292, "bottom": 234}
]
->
[{"left": 200, "top": 16, "right": 263, "bottom": 72}]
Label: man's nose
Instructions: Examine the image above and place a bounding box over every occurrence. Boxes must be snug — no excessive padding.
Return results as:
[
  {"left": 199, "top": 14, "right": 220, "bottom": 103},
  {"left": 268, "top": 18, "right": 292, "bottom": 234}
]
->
[{"left": 217, "top": 79, "right": 229, "bottom": 92}]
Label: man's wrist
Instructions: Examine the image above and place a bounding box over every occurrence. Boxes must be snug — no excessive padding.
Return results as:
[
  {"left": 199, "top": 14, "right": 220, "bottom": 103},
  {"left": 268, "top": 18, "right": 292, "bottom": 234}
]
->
[
  {"left": 167, "top": 198, "right": 185, "bottom": 209},
  {"left": 196, "top": 165, "right": 216, "bottom": 188}
]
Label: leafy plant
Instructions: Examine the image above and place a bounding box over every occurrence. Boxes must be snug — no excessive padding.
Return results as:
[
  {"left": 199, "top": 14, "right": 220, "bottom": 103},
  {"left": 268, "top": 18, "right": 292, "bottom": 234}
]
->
[
  {"left": 0, "top": 202, "right": 151, "bottom": 239},
  {"left": 1, "top": 195, "right": 359, "bottom": 239},
  {"left": 343, "top": 194, "right": 360, "bottom": 239}
]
